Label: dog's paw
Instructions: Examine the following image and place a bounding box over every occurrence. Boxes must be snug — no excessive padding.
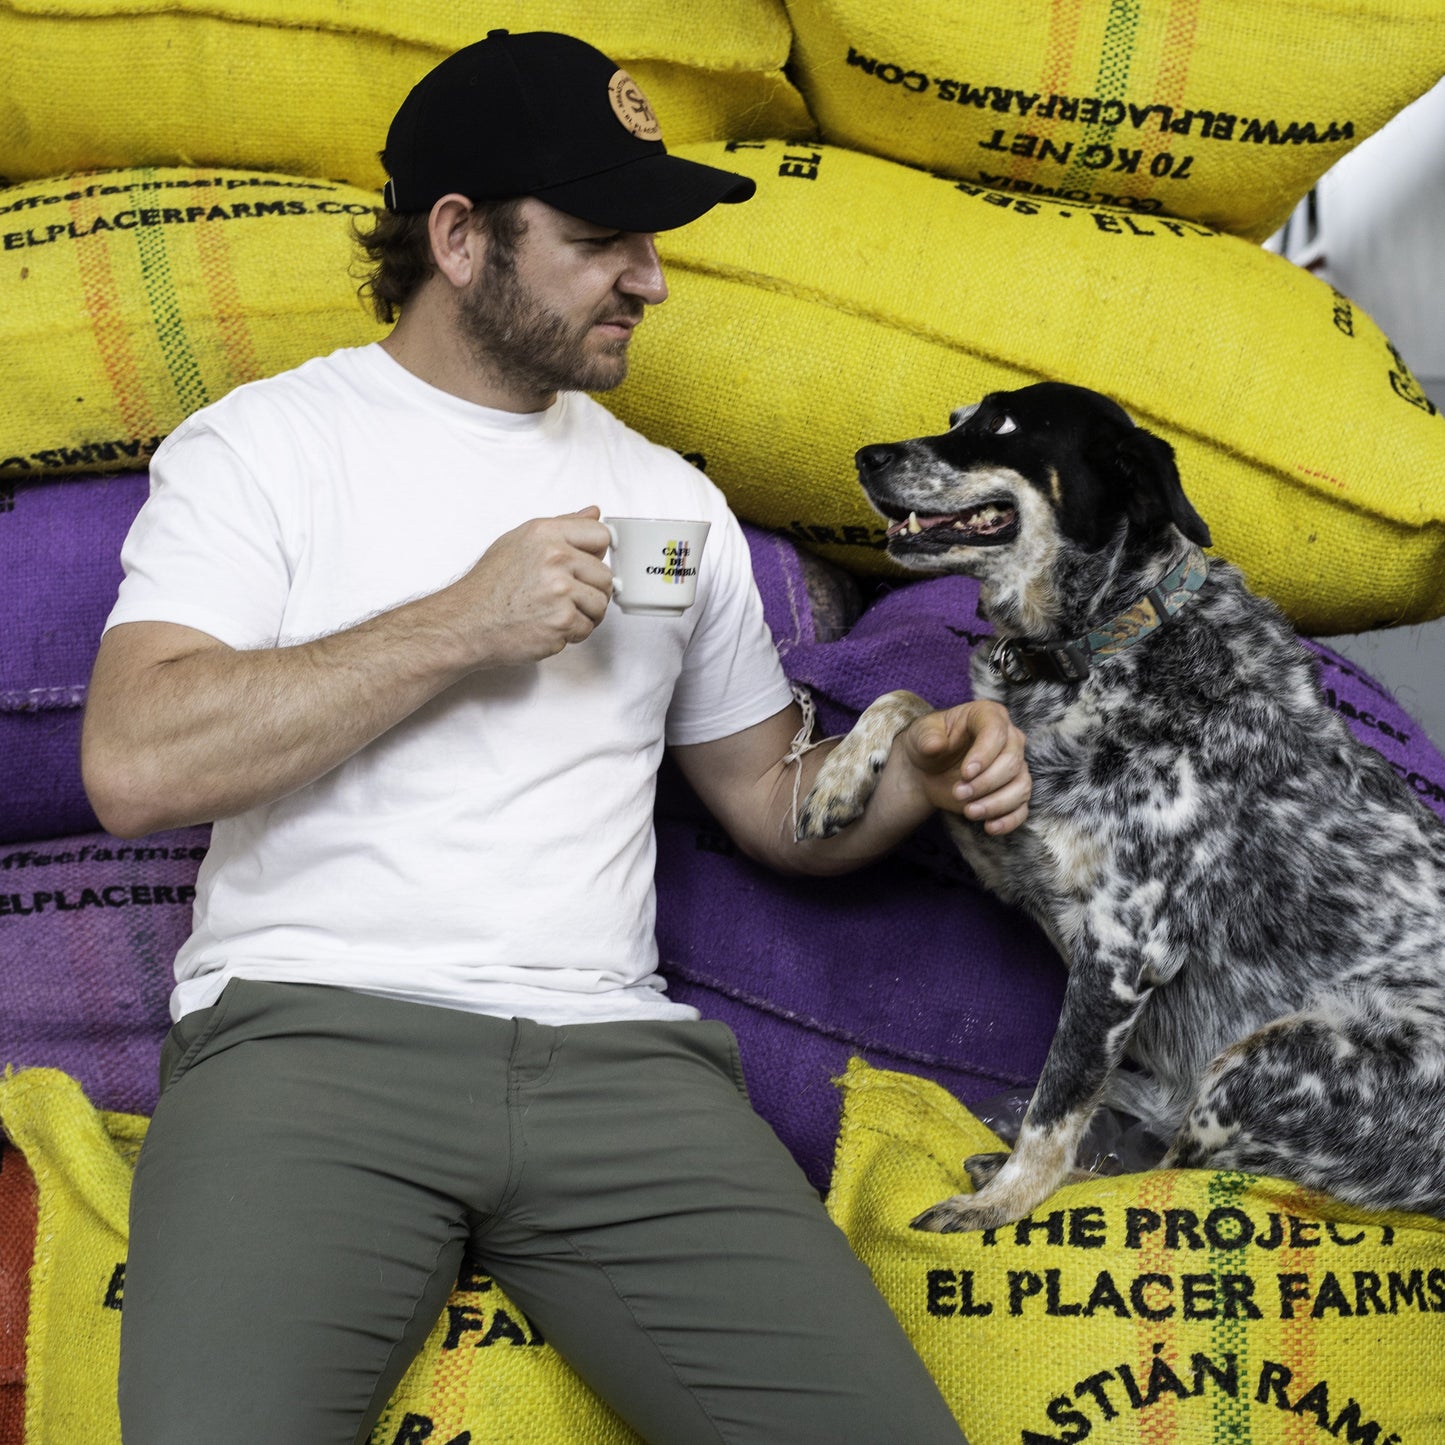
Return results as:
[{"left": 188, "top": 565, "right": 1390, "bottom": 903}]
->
[
  {"left": 911, "top": 1192, "right": 1022, "bottom": 1234},
  {"left": 795, "top": 743, "right": 887, "bottom": 840},
  {"left": 795, "top": 691, "right": 933, "bottom": 841},
  {"left": 963, "top": 1151, "right": 1010, "bottom": 1190}
]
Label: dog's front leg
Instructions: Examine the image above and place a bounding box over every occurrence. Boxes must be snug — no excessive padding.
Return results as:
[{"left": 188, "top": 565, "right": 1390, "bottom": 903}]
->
[
  {"left": 795, "top": 690, "right": 934, "bottom": 840},
  {"left": 914, "top": 949, "right": 1156, "bottom": 1232}
]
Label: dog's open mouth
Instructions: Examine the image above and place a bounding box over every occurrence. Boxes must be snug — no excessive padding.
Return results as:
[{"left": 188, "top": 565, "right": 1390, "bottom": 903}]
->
[{"left": 883, "top": 501, "right": 1019, "bottom": 549}]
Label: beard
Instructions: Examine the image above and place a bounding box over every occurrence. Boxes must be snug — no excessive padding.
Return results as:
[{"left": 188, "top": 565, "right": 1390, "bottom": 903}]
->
[{"left": 457, "top": 258, "right": 643, "bottom": 397}]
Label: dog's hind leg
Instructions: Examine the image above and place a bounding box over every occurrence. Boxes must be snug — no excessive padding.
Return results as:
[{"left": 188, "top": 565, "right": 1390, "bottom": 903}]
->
[
  {"left": 795, "top": 690, "right": 934, "bottom": 840},
  {"left": 1162, "top": 1002, "right": 1445, "bottom": 1217},
  {"left": 914, "top": 941, "right": 1161, "bottom": 1232}
]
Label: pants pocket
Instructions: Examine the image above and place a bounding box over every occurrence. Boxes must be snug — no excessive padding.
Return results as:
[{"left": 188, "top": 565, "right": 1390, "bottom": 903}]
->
[
  {"left": 704, "top": 1020, "right": 752, "bottom": 1105},
  {"left": 159, "top": 981, "right": 237, "bottom": 1094}
]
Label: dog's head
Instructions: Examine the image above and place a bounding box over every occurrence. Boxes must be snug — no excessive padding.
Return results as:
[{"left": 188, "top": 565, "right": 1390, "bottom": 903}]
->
[{"left": 857, "top": 382, "right": 1212, "bottom": 634}]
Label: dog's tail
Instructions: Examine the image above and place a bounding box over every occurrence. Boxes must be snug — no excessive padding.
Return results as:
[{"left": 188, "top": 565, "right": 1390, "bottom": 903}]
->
[{"left": 1099, "top": 1068, "right": 1190, "bottom": 1138}]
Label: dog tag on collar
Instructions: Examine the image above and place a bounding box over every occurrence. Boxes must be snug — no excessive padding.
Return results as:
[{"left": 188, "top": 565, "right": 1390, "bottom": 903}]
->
[{"left": 989, "top": 637, "right": 1036, "bottom": 684}]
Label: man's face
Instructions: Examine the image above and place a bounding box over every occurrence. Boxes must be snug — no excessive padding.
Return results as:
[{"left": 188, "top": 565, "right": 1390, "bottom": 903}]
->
[{"left": 457, "top": 198, "right": 668, "bottom": 399}]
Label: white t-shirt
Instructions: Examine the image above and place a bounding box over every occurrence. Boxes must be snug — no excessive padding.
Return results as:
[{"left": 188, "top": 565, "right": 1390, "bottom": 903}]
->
[{"left": 105, "top": 344, "right": 793, "bottom": 1023}]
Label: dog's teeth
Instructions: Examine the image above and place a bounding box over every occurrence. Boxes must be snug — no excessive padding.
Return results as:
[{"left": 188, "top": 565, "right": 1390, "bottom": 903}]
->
[{"left": 907, "top": 512, "right": 922, "bottom": 535}]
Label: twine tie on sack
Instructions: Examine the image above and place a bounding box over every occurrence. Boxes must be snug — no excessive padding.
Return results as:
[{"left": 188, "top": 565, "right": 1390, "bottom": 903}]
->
[{"left": 783, "top": 682, "right": 832, "bottom": 835}]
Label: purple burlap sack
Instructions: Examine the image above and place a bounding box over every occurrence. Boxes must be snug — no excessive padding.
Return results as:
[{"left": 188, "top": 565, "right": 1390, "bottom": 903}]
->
[
  {"left": 0, "top": 474, "right": 147, "bottom": 844},
  {"left": 0, "top": 826, "right": 209, "bottom": 1115},
  {"left": 654, "top": 526, "right": 1445, "bottom": 1189}
]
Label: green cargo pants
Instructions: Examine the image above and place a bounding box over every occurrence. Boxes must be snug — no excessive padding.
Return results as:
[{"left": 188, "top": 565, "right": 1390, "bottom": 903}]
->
[{"left": 118, "top": 979, "right": 966, "bottom": 1444}]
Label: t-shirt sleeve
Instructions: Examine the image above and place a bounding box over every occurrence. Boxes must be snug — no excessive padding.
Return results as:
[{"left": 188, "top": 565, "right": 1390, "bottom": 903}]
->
[
  {"left": 664, "top": 504, "right": 794, "bottom": 746},
  {"left": 103, "top": 420, "right": 291, "bottom": 650}
]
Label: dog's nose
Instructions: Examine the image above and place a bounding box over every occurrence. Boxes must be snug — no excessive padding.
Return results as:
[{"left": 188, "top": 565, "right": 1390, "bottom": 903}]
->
[{"left": 856, "top": 443, "right": 897, "bottom": 474}]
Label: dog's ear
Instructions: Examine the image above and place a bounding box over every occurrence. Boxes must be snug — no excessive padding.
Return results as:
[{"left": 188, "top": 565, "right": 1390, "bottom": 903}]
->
[{"left": 1106, "top": 427, "right": 1213, "bottom": 548}]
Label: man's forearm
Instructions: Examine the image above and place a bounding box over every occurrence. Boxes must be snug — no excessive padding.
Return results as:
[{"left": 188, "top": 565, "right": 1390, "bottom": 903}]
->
[
  {"left": 84, "top": 510, "right": 618, "bottom": 838},
  {"left": 673, "top": 698, "right": 1031, "bottom": 878},
  {"left": 82, "top": 592, "right": 476, "bottom": 837},
  {"left": 672, "top": 706, "right": 941, "bottom": 878}
]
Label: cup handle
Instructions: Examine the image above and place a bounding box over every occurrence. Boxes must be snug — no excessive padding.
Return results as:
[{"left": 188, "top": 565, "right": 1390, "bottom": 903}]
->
[{"left": 603, "top": 522, "right": 621, "bottom": 598}]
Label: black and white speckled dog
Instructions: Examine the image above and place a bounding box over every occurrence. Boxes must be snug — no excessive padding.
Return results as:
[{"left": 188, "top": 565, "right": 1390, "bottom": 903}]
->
[{"left": 797, "top": 381, "right": 1445, "bottom": 1233}]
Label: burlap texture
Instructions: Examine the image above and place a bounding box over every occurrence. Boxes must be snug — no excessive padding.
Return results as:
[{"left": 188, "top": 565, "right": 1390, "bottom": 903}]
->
[
  {"left": 827, "top": 1060, "right": 1445, "bottom": 1444},
  {"left": 0, "top": 827, "right": 211, "bottom": 1117},
  {"left": 606, "top": 140, "right": 1445, "bottom": 636},
  {"left": 0, "top": 473, "right": 148, "bottom": 841},
  {"left": 783, "top": 0, "right": 1445, "bottom": 242},
  {"left": 0, "top": 166, "right": 388, "bottom": 481},
  {"left": 0, "top": 1, "right": 812, "bottom": 188}
]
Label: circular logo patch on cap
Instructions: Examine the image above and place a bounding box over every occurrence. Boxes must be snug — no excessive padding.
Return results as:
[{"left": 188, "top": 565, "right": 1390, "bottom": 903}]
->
[{"left": 607, "top": 70, "right": 662, "bottom": 141}]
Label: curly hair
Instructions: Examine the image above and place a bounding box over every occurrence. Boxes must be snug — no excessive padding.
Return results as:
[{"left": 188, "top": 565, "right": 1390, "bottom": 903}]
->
[{"left": 352, "top": 196, "right": 529, "bottom": 325}]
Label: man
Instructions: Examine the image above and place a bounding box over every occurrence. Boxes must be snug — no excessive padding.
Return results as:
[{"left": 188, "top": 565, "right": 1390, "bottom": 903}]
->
[{"left": 82, "top": 30, "right": 1030, "bottom": 1445}]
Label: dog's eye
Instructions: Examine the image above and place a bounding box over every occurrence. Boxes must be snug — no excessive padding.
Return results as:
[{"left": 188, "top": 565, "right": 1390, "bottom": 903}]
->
[
  {"left": 950, "top": 403, "right": 980, "bottom": 429},
  {"left": 987, "top": 413, "right": 1018, "bottom": 435}
]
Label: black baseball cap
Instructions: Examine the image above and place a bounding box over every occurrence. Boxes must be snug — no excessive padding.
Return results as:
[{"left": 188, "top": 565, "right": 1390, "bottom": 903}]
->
[{"left": 382, "top": 29, "right": 756, "bottom": 231}]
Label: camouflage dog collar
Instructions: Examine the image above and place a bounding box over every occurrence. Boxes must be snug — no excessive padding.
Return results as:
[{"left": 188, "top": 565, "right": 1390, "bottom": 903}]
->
[{"left": 989, "top": 549, "right": 1210, "bottom": 685}]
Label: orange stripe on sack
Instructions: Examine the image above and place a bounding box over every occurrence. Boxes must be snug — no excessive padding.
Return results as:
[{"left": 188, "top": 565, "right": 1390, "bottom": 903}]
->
[
  {"left": 1006, "top": 0, "right": 1086, "bottom": 183},
  {"left": 1040, "top": 0, "right": 1085, "bottom": 109},
  {"left": 1276, "top": 1186, "right": 1323, "bottom": 1445},
  {"left": 428, "top": 1291, "right": 476, "bottom": 1432},
  {"left": 1138, "top": 0, "right": 1204, "bottom": 185},
  {"left": 194, "top": 193, "right": 262, "bottom": 397},
  {"left": 1134, "top": 1170, "right": 1182, "bottom": 1441},
  {"left": 0, "top": 1144, "right": 37, "bottom": 1443},
  {"left": 69, "top": 188, "right": 158, "bottom": 443}
]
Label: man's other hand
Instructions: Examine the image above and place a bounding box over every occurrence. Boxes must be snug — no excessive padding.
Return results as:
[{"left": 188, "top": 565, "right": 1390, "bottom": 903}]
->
[{"left": 901, "top": 700, "right": 1031, "bottom": 835}]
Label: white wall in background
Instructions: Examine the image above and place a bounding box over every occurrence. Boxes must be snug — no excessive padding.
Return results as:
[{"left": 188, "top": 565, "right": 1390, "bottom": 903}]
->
[
  {"left": 1268, "top": 76, "right": 1445, "bottom": 393},
  {"left": 1268, "top": 78, "right": 1445, "bottom": 751}
]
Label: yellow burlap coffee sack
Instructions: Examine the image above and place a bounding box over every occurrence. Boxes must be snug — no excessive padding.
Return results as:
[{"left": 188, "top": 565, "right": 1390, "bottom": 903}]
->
[
  {"left": 826, "top": 1060, "right": 1445, "bottom": 1444},
  {"left": 0, "top": 1068, "right": 644, "bottom": 1445},
  {"left": 606, "top": 140, "right": 1445, "bottom": 635},
  {"left": 0, "top": 1, "right": 812, "bottom": 190},
  {"left": 0, "top": 1069, "right": 143, "bottom": 1443},
  {"left": 0, "top": 166, "right": 388, "bottom": 481},
  {"left": 782, "top": 0, "right": 1445, "bottom": 243}
]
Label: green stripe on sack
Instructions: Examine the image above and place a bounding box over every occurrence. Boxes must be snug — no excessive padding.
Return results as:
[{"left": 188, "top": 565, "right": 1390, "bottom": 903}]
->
[
  {"left": 1062, "top": 0, "right": 1141, "bottom": 191},
  {"left": 1095, "top": 0, "right": 1143, "bottom": 100},
  {"left": 131, "top": 169, "right": 210, "bottom": 418},
  {"left": 1208, "top": 1170, "right": 1254, "bottom": 1442}
]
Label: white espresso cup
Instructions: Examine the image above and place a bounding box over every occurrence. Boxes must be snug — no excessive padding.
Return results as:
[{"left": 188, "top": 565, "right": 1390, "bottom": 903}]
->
[{"left": 603, "top": 516, "right": 711, "bottom": 617}]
